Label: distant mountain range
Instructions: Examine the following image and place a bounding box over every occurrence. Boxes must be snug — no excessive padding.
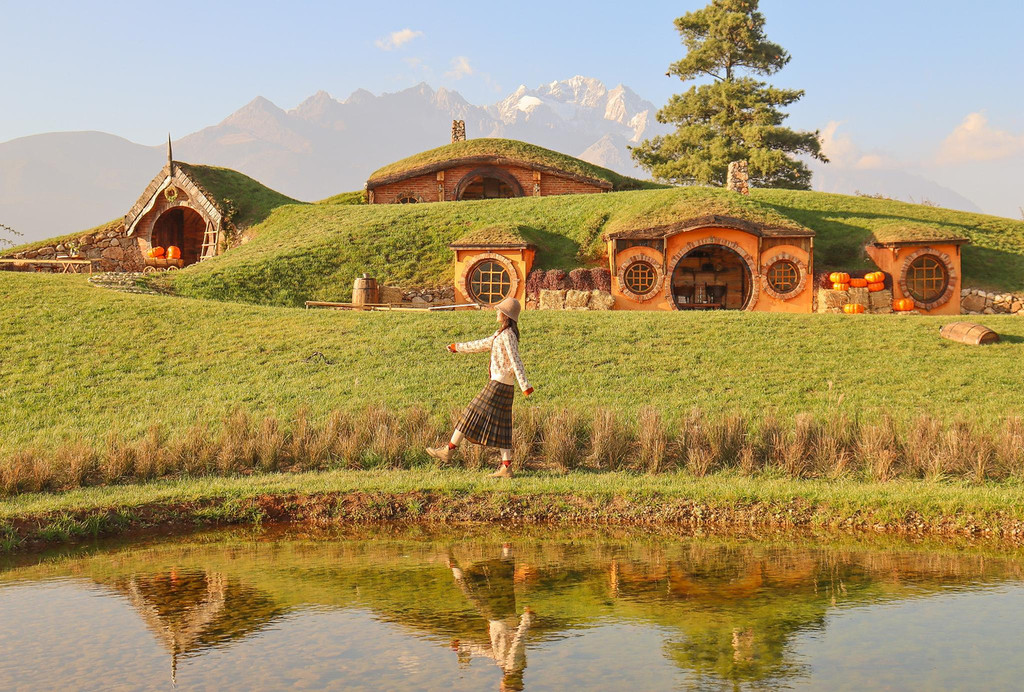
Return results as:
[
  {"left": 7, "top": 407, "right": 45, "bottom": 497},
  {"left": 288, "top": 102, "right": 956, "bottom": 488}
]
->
[{"left": 0, "top": 75, "right": 982, "bottom": 243}]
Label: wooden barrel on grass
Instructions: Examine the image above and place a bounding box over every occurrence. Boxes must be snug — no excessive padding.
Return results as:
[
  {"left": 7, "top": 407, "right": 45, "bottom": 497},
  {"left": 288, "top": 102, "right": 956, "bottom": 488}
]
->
[
  {"left": 352, "top": 274, "right": 379, "bottom": 307},
  {"left": 940, "top": 322, "right": 999, "bottom": 345}
]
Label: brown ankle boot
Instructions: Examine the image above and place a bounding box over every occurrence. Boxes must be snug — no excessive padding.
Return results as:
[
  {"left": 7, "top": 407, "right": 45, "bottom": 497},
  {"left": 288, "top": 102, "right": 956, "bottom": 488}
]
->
[
  {"left": 489, "top": 464, "right": 513, "bottom": 478},
  {"left": 427, "top": 446, "right": 453, "bottom": 462}
]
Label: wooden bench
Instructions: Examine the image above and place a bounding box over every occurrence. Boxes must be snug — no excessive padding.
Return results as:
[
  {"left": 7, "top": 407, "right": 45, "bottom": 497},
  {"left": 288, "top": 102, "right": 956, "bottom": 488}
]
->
[{"left": 0, "top": 258, "right": 94, "bottom": 274}]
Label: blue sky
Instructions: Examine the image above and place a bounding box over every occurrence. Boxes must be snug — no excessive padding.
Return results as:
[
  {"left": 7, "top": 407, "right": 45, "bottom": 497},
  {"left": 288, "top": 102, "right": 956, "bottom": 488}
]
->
[{"left": 2, "top": 0, "right": 1023, "bottom": 215}]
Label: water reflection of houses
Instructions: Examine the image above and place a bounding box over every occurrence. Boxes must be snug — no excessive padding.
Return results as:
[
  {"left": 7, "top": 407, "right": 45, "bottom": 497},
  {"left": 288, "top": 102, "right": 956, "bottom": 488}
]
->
[
  {"left": 13, "top": 536, "right": 1020, "bottom": 690},
  {"left": 111, "top": 570, "right": 285, "bottom": 684}
]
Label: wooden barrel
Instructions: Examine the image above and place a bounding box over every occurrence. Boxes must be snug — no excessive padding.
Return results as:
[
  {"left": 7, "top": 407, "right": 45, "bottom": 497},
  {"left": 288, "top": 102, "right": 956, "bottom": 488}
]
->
[
  {"left": 940, "top": 321, "right": 1000, "bottom": 345},
  {"left": 352, "top": 273, "right": 379, "bottom": 307}
]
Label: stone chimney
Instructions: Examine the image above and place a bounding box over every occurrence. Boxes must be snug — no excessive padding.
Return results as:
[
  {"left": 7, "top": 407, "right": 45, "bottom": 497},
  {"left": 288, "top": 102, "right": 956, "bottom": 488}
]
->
[
  {"left": 727, "top": 160, "right": 749, "bottom": 195},
  {"left": 451, "top": 120, "right": 466, "bottom": 143}
]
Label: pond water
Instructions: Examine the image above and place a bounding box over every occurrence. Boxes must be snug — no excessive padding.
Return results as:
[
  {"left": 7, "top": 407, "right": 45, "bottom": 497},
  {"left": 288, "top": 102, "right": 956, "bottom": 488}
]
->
[{"left": 2, "top": 527, "right": 1023, "bottom": 691}]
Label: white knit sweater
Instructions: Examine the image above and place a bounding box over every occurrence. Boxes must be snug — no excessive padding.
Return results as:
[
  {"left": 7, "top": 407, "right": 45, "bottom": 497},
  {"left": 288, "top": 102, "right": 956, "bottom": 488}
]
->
[{"left": 455, "top": 328, "right": 532, "bottom": 392}]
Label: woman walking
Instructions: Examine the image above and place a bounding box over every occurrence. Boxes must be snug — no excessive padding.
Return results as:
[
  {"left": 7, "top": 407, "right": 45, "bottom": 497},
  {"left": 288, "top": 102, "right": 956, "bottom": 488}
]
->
[{"left": 427, "top": 297, "right": 533, "bottom": 478}]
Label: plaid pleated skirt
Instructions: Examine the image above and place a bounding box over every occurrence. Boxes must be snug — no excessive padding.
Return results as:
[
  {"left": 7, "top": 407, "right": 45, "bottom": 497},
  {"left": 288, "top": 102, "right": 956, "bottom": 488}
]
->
[{"left": 456, "top": 380, "right": 514, "bottom": 448}]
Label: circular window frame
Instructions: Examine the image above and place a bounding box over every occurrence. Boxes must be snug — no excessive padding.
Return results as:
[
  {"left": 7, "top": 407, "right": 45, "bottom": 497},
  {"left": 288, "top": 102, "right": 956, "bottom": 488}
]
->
[
  {"left": 664, "top": 236, "right": 760, "bottom": 311},
  {"left": 460, "top": 253, "right": 520, "bottom": 306},
  {"left": 898, "top": 248, "right": 956, "bottom": 310},
  {"left": 618, "top": 257, "right": 664, "bottom": 302},
  {"left": 761, "top": 254, "right": 807, "bottom": 301}
]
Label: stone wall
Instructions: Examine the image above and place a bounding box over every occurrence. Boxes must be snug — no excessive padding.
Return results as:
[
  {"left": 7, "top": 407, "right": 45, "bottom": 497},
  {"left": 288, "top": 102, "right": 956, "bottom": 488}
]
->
[
  {"left": 961, "top": 288, "right": 1024, "bottom": 315},
  {"left": 3, "top": 223, "right": 146, "bottom": 273},
  {"left": 537, "top": 289, "right": 615, "bottom": 311}
]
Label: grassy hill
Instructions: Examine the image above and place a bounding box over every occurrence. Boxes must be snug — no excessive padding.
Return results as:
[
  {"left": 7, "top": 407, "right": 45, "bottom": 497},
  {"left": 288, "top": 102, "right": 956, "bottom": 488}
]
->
[
  {"left": 3, "top": 273, "right": 1024, "bottom": 453},
  {"left": 162, "top": 186, "right": 1024, "bottom": 307}
]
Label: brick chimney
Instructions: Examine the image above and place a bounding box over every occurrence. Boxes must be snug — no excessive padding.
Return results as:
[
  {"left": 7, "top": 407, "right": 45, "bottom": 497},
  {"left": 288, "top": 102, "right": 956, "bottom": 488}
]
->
[
  {"left": 727, "top": 160, "right": 750, "bottom": 195},
  {"left": 451, "top": 120, "right": 466, "bottom": 143}
]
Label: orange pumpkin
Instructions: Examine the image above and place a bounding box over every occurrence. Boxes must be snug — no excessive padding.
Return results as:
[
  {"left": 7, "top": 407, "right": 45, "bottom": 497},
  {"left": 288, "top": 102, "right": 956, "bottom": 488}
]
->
[
  {"left": 867, "top": 282, "right": 885, "bottom": 292},
  {"left": 832, "top": 282, "right": 850, "bottom": 291},
  {"left": 149, "top": 246, "right": 165, "bottom": 258},
  {"left": 865, "top": 271, "right": 884, "bottom": 284},
  {"left": 166, "top": 246, "right": 182, "bottom": 260},
  {"left": 843, "top": 303, "right": 866, "bottom": 314},
  {"left": 829, "top": 272, "right": 851, "bottom": 284},
  {"left": 893, "top": 298, "right": 915, "bottom": 311},
  {"left": 849, "top": 278, "right": 868, "bottom": 288}
]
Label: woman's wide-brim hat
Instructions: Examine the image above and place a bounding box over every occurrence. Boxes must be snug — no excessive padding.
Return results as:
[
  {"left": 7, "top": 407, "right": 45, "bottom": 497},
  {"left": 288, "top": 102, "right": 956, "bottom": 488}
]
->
[{"left": 495, "top": 297, "right": 521, "bottom": 322}]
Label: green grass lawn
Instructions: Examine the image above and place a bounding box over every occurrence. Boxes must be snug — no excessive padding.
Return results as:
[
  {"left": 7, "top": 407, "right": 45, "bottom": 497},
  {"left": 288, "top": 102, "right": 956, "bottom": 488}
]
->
[
  {"left": 3, "top": 469, "right": 1024, "bottom": 550},
  {"left": 165, "top": 186, "right": 1024, "bottom": 307},
  {"left": 3, "top": 273, "right": 1024, "bottom": 452}
]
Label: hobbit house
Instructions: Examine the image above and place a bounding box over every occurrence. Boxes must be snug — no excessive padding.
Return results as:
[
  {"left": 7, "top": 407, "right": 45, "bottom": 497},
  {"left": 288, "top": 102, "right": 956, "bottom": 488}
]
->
[{"left": 365, "top": 132, "right": 652, "bottom": 204}]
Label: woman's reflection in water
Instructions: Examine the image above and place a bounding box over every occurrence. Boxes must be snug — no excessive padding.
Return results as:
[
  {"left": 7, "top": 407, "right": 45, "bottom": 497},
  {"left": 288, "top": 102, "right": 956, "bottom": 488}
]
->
[{"left": 448, "top": 543, "right": 534, "bottom": 691}]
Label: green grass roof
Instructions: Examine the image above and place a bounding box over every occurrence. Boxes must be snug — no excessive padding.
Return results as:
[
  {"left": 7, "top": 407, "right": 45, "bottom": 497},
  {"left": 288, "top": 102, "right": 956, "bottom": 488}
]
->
[
  {"left": 366, "top": 138, "right": 665, "bottom": 192},
  {"left": 603, "top": 187, "right": 812, "bottom": 238},
  {"left": 869, "top": 222, "right": 970, "bottom": 246},
  {"left": 176, "top": 162, "right": 302, "bottom": 229},
  {"left": 450, "top": 223, "right": 532, "bottom": 248}
]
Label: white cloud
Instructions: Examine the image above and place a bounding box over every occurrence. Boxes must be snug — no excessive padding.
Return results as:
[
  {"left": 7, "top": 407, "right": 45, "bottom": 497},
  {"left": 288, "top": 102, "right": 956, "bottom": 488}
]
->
[
  {"left": 445, "top": 56, "right": 474, "bottom": 80},
  {"left": 375, "top": 28, "right": 423, "bottom": 51},
  {"left": 936, "top": 112, "right": 1024, "bottom": 164},
  {"left": 819, "top": 121, "right": 894, "bottom": 170}
]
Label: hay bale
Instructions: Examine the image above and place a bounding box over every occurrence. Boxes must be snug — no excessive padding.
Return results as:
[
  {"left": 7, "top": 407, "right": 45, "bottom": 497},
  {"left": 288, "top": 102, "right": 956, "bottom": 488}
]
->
[
  {"left": 848, "top": 287, "right": 869, "bottom": 306},
  {"left": 868, "top": 288, "right": 893, "bottom": 314},
  {"left": 378, "top": 286, "right": 404, "bottom": 304},
  {"left": 538, "top": 289, "right": 566, "bottom": 310},
  {"left": 589, "top": 290, "right": 615, "bottom": 310},
  {"left": 818, "top": 288, "right": 849, "bottom": 313},
  {"left": 564, "top": 289, "right": 591, "bottom": 310}
]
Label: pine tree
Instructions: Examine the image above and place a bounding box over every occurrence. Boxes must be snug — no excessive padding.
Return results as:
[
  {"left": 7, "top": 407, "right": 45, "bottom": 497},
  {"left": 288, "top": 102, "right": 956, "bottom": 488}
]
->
[{"left": 632, "top": 0, "right": 827, "bottom": 189}]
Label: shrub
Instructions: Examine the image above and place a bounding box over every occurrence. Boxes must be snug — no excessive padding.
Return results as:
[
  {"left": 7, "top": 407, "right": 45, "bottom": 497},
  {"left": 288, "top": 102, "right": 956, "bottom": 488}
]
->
[
  {"left": 543, "top": 269, "right": 569, "bottom": 290},
  {"left": 590, "top": 268, "right": 612, "bottom": 293},
  {"left": 569, "top": 268, "right": 594, "bottom": 291},
  {"left": 525, "top": 270, "right": 546, "bottom": 301}
]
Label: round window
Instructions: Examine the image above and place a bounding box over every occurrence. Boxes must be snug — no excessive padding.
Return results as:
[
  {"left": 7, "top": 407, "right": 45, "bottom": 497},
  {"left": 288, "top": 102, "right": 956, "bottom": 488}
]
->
[
  {"left": 468, "top": 260, "right": 512, "bottom": 305},
  {"left": 905, "top": 255, "right": 948, "bottom": 302},
  {"left": 396, "top": 194, "right": 419, "bottom": 204},
  {"left": 623, "top": 261, "right": 657, "bottom": 295},
  {"left": 766, "top": 260, "right": 801, "bottom": 295}
]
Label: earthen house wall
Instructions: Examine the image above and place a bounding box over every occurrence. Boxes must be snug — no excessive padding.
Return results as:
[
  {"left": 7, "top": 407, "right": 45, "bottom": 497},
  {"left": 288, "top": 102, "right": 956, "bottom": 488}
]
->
[
  {"left": 865, "top": 242, "right": 963, "bottom": 315},
  {"left": 607, "top": 227, "right": 813, "bottom": 313},
  {"left": 370, "top": 162, "right": 608, "bottom": 204}
]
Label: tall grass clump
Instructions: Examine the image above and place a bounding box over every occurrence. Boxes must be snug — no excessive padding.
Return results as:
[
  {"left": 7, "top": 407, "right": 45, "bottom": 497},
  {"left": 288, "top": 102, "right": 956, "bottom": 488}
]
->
[
  {"left": 588, "top": 408, "right": 632, "bottom": 471},
  {"left": 6, "top": 406, "right": 1024, "bottom": 499},
  {"left": 542, "top": 408, "right": 585, "bottom": 473},
  {"left": 858, "top": 416, "right": 900, "bottom": 482},
  {"left": 637, "top": 407, "right": 669, "bottom": 474}
]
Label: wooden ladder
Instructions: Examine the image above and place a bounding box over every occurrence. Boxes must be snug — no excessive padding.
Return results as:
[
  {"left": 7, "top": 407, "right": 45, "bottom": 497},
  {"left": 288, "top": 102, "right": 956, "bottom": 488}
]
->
[{"left": 199, "top": 225, "right": 219, "bottom": 261}]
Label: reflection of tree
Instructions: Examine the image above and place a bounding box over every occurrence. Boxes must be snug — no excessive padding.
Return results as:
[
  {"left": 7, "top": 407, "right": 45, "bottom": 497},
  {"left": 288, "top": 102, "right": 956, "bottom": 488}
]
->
[{"left": 110, "top": 570, "right": 285, "bottom": 684}]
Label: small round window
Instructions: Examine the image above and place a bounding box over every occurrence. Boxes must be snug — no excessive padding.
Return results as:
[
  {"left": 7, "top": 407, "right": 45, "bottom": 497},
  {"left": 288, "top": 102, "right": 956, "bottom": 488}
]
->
[
  {"left": 905, "top": 255, "right": 948, "bottom": 302},
  {"left": 623, "top": 261, "right": 657, "bottom": 295},
  {"left": 468, "top": 260, "right": 512, "bottom": 305},
  {"left": 766, "top": 260, "right": 800, "bottom": 295},
  {"left": 396, "top": 194, "right": 419, "bottom": 204}
]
